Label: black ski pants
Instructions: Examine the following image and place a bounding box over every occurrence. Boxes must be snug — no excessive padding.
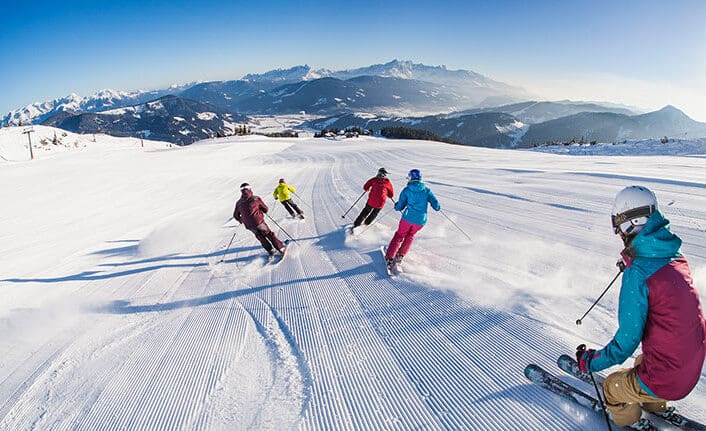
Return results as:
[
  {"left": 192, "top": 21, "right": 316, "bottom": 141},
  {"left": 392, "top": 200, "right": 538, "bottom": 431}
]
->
[
  {"left": 249, "top": 223, "right": 284, "bottom": 253},
  {"left": 280, "top": 199, "right": 303, "bottom": 216},
  {"left": 353, "top": 204, "right": 382, "bottom": 227}
]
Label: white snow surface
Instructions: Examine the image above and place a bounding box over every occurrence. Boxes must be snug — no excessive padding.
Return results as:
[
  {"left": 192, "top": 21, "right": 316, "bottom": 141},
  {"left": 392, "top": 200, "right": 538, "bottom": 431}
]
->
[
  {"left": 0, "top": 125, "right": 172, "bottom": 163},
  {"left": 530, "top": 138, "right": 706, "bottom": 156},
  {"left": 1, "top": 133, "right": 706, "bottom": 430}
]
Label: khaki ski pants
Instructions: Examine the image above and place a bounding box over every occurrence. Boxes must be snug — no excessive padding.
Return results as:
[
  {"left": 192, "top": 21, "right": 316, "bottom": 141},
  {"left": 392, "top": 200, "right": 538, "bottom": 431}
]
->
[{"left": 602, "top": 355, "right": 667, "bottom": 427}]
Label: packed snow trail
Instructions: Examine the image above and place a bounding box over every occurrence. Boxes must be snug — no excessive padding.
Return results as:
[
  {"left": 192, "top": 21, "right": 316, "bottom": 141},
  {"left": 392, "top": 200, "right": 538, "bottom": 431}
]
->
[{"left": 1, "top": 135, "right": 705, "bottom": 430}]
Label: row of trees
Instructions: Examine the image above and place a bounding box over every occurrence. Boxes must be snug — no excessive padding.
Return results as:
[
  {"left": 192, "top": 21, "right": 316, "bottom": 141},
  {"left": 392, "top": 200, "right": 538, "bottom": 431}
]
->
[
  {"left": 314, "top": 127, "right": 373, "bottom": 138},
  {"left": 379, "top": 127, "right": 461, "bottom": 145},
  {"left": 531, "top": 135, "right": 674, "bottom": 147}
]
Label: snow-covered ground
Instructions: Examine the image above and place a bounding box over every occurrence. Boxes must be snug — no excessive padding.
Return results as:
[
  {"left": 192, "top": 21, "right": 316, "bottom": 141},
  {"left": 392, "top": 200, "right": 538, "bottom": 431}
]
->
[
  {"left": 1, "top": 133, "right": 705, "bottom": 430},
  {"left": 529, "top": 138, "right": 706, "bottom": 156},
  {"left": 0, "top": 125, "right": 173, "bottom": 163}
]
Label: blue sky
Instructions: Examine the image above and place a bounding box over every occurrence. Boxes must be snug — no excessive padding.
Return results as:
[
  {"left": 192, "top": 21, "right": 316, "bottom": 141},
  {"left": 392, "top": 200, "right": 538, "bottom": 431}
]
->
[{"left": 2, "top": 0, "right": 705, "bottom": 120}]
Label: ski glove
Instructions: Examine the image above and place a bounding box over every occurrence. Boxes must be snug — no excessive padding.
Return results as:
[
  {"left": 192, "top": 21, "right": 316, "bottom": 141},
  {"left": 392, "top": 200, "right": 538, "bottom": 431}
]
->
[{"left": 576, "top": 344, "right": 598, "bottom": 373}]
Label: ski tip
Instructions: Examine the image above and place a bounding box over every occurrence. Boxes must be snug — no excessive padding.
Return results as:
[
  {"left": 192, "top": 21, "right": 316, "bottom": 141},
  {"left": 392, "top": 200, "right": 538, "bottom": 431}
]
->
[
  {"left": 523, "top": 364, "right": 544, "bottom": 380},
  {"left": 557, "top": 354, "right": 575, "bottom": 365}
]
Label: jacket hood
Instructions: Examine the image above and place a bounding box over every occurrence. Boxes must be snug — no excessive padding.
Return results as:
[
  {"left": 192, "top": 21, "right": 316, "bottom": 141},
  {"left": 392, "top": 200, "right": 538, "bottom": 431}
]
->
[
  {"left": 406, "top": 180, "right": 427, "bottom": 192},
  {"left": 630, "top": 210, "right": 682, "bottom": 259}
]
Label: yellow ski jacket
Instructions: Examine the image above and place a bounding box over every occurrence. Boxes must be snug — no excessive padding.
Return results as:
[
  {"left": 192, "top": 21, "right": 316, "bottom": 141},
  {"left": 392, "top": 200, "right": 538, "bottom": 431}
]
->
[{"left": 273, "top": 183, "right": 297, "bottom": 202}]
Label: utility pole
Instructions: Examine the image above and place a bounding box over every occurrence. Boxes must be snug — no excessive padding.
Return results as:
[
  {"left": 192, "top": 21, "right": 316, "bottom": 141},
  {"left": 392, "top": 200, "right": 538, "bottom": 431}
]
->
[{"left": 22, "top": 128, "right": 35, "bottom": 160}]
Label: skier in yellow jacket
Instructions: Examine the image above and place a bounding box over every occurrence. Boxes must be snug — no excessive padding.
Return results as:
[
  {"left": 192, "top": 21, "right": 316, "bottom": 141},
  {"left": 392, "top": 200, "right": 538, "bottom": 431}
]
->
[{"left": 273, "top": 178, "right": 305, "bottom": 219}]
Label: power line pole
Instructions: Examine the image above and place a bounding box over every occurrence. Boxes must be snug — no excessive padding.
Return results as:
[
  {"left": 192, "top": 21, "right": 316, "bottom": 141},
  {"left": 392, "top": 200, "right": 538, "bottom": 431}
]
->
[{"left": 22, "top": 128, "right": 35, "bottom": 160}]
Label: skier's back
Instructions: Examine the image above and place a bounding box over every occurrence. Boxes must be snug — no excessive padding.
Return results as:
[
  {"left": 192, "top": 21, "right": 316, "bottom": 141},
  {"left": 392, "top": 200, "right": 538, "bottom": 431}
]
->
[
  {"left": 273, "top": 178, "right": 304, "bottom": 219},
  {"left": 234, "top": 183, "right": 286, "bottom": 256},
  {"left": 353, "top": 167, "right": 394, "bottom": 227},
  {"left": 384, "top": 169, "right": 440, "bottom": 267}
]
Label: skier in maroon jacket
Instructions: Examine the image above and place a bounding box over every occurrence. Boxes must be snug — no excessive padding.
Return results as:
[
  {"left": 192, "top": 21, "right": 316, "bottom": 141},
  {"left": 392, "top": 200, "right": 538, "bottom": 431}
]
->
[
  {"left": 233, "top": 183, "right": 286, "bottom": 256},
  {"left": 353, "top": 168, "right": 394, "bottom": 228}
]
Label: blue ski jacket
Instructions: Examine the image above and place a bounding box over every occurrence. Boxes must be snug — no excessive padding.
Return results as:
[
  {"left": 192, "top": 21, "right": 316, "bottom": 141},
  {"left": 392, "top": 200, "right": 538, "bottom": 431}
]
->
[{"left": 394, "top": 180, "right": 440, "bottom": 226}]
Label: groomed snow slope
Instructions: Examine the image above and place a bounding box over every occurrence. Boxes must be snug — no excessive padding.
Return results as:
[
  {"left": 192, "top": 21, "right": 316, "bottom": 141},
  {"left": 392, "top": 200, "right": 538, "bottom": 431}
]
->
[{"left": 1, "top": 134, "right": 705, "bottom": 430}]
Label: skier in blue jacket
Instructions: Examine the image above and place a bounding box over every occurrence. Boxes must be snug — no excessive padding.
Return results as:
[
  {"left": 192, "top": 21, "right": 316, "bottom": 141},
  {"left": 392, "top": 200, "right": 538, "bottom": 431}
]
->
[{"left": 384, "top": 169, "right": 440, "bottom": 269}]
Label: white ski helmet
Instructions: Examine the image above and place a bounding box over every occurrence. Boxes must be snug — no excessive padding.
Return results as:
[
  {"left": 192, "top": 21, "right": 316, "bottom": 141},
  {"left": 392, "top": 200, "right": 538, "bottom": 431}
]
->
[{"left": 611, "top": 186, "right": 658, "bottom": 235}]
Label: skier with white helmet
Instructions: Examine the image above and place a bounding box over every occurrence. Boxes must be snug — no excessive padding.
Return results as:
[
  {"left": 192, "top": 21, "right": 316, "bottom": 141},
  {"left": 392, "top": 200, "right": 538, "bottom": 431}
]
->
[
  {"left": 384, "top": 169, "right": 440, "bottom": 271},
  {"left": 234, "top": 183, "right": 287, "bottom": 258},
  {"left": 576, "top": 185, "right": 706, "bottom": 427}
]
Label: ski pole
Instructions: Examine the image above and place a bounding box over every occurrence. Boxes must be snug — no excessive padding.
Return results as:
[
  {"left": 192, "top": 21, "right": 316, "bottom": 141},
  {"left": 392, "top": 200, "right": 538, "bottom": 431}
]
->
[
  {"left": 439, "top": 209, "right": 473, "bottom": 242},
  {"left": 219, "top": 229, "right": 237, "bottom": 262},
  {"left": 265, "top": 212, "right": 296, "bottom": 241},
  {"left": 293, "top": 192, "right": 313, "bottom": 210},
  {"left": 575, "top": 261, "right": 625, "bottom": 325},
  {"left": 577, "top": 344, "right": 613, "bottom": 431},
  {"left": 341, "top": 191, "right": 366, "bottom": 219}
]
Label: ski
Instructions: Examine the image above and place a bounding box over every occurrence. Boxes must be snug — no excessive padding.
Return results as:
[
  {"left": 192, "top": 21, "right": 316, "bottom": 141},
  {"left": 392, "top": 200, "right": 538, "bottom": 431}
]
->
[
  {"left": 557, "top": 355, "right": 706, "bottom": 431},
  {"left": 267, "top": 240, "right": 290, "bottom": 265},
  {"left": 272, "top": 240, "right": 290, "bottom": 265},
  {"left": 380, "top": 246, "right": 397, "bottom": 276},
  {"left": 524, "top": 364, "right": 659, "bottom": 430}
]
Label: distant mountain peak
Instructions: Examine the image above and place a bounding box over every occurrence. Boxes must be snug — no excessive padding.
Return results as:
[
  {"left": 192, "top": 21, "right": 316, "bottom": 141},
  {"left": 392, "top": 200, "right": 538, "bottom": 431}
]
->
[
  {"left": 243, "top": 65, "right": 320, "bottom": 83},
  {"left": 658, "top": 104, "right": 680, "bottom": 113}
]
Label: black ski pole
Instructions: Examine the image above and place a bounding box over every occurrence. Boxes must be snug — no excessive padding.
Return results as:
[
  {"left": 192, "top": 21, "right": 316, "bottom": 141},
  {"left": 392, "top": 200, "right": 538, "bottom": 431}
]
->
[
  {"left": 219, "top": 229, "right": 237, "bottom": 262},
  {"left": 577, "top": 344, "right": 613, "bottom": 431},
  {"left": 265, "top": 212, "right": 296, "bottom": 241},
  {"left": 341, "top": 191, "right": 366, "bottom": 219},
  {"left": 293, "top": 192, "right": 313, "bottom": 210},
  {"left": 575, "top": 261, "right": 625, "bottom": 326}
]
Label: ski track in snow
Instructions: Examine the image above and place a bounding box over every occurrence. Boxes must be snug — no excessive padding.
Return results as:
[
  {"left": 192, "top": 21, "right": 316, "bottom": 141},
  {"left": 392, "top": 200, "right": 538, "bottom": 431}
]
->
[{"left": 1, "top": 136, "right": 705, "bottom": 430}]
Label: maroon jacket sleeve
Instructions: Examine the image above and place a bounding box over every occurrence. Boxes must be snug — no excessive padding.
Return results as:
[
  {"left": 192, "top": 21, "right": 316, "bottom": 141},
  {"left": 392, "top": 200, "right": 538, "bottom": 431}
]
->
[
  {"left": 233, "top": 202, "right": 242, "bottom": 223},
  {"left": 363, "top": 178, "right": 373, "bottom": 191},
  {"left": 258, "top": 197, "right": 269, "bottom": 214}
]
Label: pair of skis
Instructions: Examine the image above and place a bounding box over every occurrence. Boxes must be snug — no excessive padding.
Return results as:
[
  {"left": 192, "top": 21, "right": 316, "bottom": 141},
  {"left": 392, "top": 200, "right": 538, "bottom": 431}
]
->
[
  {"left": 525, "top": 356, "right": 706, "bottom": 430},
  {"left": 380, "top": 246, "right": 402, "bottom": 276},
  {"left": 267, "top": 240, "right": 290, "bottom": 265}
]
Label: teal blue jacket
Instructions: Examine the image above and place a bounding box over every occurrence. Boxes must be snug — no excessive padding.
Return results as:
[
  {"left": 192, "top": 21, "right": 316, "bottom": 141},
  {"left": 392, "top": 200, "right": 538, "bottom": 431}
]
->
[
  {"left": 394, "top": 180, "right": 440, "bottom": 226},
  {"left": 590, "top": 210, "right": 682, "bottom": 373}
]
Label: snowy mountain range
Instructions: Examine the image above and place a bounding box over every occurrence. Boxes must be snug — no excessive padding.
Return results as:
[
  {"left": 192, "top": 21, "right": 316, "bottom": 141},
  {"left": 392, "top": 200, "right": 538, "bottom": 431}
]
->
[
  {"left": 457, "top": 100, "right": 636, "bottom": 124},
  {"left": 4, "top": 59, "right": 706, "bottom": 147},
  {"left": 306, "top": 104, "right": 706, "bottom": 148},
  {"left": 2, "top": 60, "right": 528, "bottom": 127},
  {"left": 43, "top": 95, "right": 247, "bottom": 145},
  {"left": 522, "top": 105, "right": 706, "bottom": 144},
  {"left": 1, "top": 84, "right": 194, "bottom": 127},
  {"left": 244, "top": 59, "right": 523, "bottom": 93}
]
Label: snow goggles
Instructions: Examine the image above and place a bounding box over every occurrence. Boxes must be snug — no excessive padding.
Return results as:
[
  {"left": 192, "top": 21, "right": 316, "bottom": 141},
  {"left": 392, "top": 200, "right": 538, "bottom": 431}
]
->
[{"left": 611, "top": 205, "right": 654, "bottom": 234}]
